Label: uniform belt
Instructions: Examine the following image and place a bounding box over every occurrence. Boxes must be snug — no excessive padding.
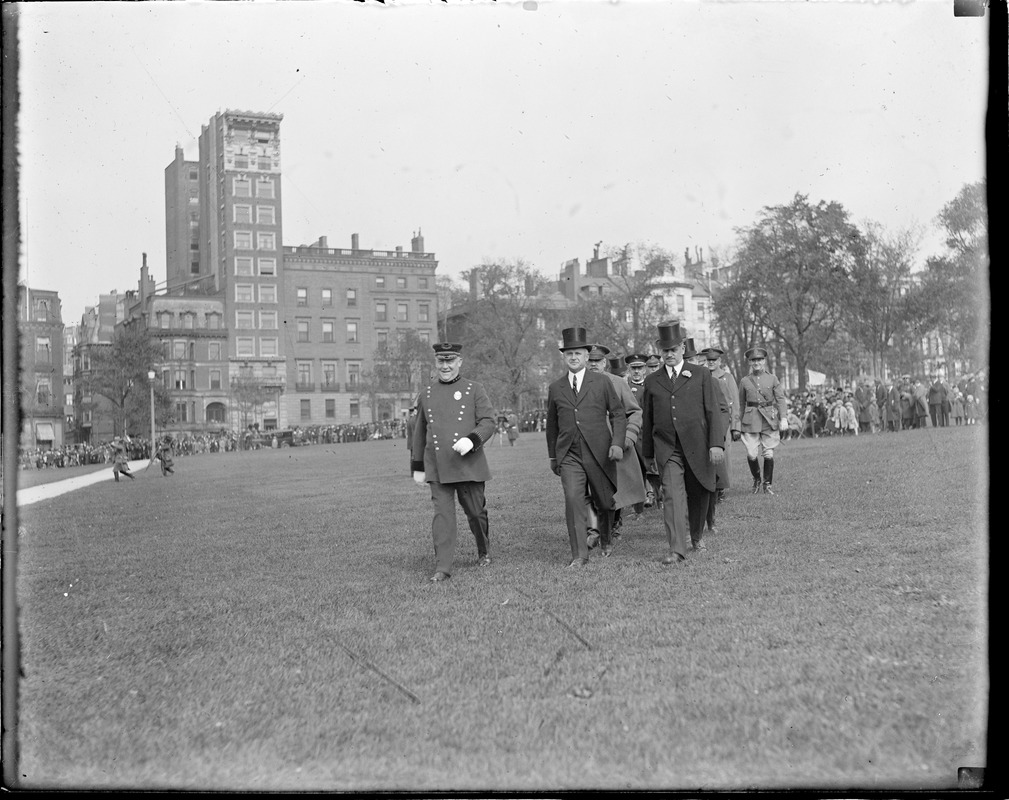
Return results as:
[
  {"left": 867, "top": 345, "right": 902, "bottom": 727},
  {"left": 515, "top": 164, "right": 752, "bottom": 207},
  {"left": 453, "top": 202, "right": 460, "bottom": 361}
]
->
[{"left": 746, "top": 402, "right": 772, "bottom": 407}]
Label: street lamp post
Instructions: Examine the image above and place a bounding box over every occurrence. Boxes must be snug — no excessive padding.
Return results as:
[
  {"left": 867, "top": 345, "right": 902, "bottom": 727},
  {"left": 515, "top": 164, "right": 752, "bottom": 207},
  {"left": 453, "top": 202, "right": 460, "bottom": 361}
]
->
[{"left": 148, "top": 370, "right": 156, "bottom": 464}]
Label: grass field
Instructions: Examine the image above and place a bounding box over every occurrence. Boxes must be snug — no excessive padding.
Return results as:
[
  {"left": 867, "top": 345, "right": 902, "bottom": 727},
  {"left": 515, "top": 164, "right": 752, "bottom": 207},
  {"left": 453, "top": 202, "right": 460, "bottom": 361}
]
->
[{"left": 13, "top": 426, "right": 988, "bottom": 790}]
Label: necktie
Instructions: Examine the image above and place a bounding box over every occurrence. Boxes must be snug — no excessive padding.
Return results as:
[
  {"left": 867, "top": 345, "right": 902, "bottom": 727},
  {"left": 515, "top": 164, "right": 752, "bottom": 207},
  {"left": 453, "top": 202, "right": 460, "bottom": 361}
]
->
[{"left": 572, "top": 375, "right": 579, "bottom": 396}]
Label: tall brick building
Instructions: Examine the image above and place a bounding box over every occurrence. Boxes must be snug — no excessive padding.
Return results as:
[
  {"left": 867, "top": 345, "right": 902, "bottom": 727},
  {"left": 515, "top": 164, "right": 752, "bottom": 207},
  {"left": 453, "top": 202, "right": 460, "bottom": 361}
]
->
[{"left": 18, "top": 285, "right": 65, "bottom": 449}]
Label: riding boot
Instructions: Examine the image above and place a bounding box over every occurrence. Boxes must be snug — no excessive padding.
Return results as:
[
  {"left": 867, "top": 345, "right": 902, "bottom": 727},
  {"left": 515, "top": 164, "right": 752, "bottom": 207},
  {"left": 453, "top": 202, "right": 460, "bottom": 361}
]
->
[
  {"left": 762, "top": 459, "right": 774, "bottom": 493},
  {"left": 748, "top": 458, "right": 762, "bottom": 493}
]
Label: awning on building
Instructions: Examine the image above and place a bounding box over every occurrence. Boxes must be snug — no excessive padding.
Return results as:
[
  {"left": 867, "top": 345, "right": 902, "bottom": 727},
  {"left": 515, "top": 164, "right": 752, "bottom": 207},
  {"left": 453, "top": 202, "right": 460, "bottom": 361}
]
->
[{"left": 35, "top": 422, "right": 56, "bottom": 441}]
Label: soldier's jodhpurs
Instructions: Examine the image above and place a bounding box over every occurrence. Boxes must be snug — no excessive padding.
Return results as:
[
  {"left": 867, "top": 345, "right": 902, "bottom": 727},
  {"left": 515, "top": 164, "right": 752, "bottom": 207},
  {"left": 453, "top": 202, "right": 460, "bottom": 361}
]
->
[{"left": 429, "top": 480, "right": 489, "bottom": 576}]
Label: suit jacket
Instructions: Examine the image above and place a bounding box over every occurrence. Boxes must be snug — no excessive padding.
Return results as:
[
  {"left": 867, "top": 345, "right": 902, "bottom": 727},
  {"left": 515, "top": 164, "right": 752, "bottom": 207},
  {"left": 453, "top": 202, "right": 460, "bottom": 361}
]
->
[
  {"left": 411, "top": 377, "right": 497, "bottom": 484},
  {"left": 640, "top": 364, "right": 724, "bottom": 492},
  {"left": 546, "top": 370, "right": 627, "bottom": 487},
  {"left": 607, "top": 373, "right": 647, "bottom": 508}
]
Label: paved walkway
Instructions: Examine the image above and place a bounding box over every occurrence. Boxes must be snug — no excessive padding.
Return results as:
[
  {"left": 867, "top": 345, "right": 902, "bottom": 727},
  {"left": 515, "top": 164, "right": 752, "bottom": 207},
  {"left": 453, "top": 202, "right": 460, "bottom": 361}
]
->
[{"left": 16, "top": 460, "right": 151, "bottom": 507}]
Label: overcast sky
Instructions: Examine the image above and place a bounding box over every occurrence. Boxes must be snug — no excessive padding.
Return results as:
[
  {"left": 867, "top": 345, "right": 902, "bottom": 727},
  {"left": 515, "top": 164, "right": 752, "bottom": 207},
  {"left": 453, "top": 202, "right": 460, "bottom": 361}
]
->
[{"left": 17, "top": 0, "right": 988, "bottom": 324}]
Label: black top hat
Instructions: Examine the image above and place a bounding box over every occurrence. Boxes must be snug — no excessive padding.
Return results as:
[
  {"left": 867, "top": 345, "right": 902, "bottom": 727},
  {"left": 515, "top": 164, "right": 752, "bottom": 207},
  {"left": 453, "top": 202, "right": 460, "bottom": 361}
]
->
[
  {"left": 433, "top": 342, "right": 463, "bottom": 359},
  {"left": 607, "top": 354, "right": 624, "bottom": 371},
  {"left": 745, "top": 346, "right": 768, "bottom": 361},
  {"left": 654, "top": 321, "right": 686, "bottom": 350},
  {"left": 625, "top": 353, "right": 649, "bottom": 366},
  {"left": 682, "top": 338, "right": 699, "bottom": 359},
  {"left": 558, "top": 327, "right": 591, "bottom": 351},
  {"left": 586, "top": 344, "right": 612, "bottom": 360}
]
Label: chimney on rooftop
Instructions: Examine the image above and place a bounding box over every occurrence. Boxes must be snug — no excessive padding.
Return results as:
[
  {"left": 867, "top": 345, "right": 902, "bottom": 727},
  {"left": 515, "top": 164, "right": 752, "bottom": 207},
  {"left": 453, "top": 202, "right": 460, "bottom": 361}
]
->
[
  {"left": 411, "top": 228, "right": 425, "bottom": 254},
  {"left": 351, "top": 233, "right": 359, "bottom": 251},
  {"left": 318, "top": 236, "right": 328, "bottom": 249}
]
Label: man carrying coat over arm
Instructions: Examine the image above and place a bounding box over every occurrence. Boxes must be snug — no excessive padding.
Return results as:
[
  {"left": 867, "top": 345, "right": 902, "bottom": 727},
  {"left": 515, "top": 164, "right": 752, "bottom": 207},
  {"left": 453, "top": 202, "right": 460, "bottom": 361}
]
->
[
  {"left": 411, "top": 342, "right": 498, "bottom": 583},
  {"left": 546, "top": 328, "right": 627, "bottom": 567},
  {"left": 640, "top": 322, "right": 725, "bottom": 566}
]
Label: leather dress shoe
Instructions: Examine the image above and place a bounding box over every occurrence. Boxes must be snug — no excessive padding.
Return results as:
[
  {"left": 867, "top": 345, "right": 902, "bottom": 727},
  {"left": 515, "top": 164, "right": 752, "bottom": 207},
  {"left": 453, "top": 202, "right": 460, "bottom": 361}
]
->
[
  {"left": 586, "top": 530, "right": 600, "bottom": 549},
  {"left": 693, "top": 539, "right": 707, "bottom": 552},
  {"left": 567, "top": 558, "right": 590, "bottom": 568},
  {"left": 477, "top": 555, "right": 491, "bottom": 567},
  {"left": 602, "top": 544, "right": 614, "bottom": 557},
  {"left": 661, "top": 553, "right": 686, "bottom": 566},
  {"left": 706, "top": 526, "right": 719, "bottom": 536},
  {"left": 429, "top": 572, "right": 451, "bottom": 582}
]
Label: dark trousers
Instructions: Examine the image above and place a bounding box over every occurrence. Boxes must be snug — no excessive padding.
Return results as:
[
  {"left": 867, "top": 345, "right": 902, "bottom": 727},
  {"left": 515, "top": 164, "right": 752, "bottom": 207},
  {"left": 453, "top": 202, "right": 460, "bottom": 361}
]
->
[
  {"left": 429, "top": 481, "right": 489, "bottom": 575},
  {"left": 560, "top": 436, "right": 613, "bottom": 560},
  {"left": 659, "top": 442, "right": 711, "bottom": 558}
]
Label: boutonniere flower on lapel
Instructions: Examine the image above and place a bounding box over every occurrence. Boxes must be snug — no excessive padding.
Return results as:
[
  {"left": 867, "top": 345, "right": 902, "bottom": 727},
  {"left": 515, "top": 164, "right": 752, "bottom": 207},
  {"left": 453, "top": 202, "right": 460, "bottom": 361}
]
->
[{"left": 681, "top": 370, "right": 692, "bottom": 378}]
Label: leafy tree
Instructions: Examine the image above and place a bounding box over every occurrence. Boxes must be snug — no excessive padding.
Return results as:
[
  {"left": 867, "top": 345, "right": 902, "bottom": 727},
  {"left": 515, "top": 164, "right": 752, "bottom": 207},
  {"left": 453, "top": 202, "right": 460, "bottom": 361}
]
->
[
  {"left": 711, "top": 272, "right": 768, "bottom": 382},
  {"left": 361, "top": 329, "right": 436, "bottom": 418},
  {"left": 847, "top": 221, "right": 921, "bottom": 378},
  {"left": 731, "top": 193, "right": 865, "bottom": 392},
  {"left": 230, "top": 371, "right": 270, "bottom": 431},
  {"left": 81, "top": 321, "right": 165, "bottom": 436}
]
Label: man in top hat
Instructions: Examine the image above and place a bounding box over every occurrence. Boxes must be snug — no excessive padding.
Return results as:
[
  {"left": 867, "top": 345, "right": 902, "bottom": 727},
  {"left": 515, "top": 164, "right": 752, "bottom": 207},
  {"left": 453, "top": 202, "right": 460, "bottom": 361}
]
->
[
  {"left": 640, "top": 322, "right": 725, "bottom": 565},
  {"left": 702, "top": 346, "right": 739, "bottom": 507},
  {"left": 625, "top": 352, "right": 662, "bottom": 510},
  {"left": 585, "top": 344, "right": 647, "bottom": 542},
  {"left": 411, "top": 342, "right": 498, "bottom": 582},
  {"left": 546, "top": 328, "right": 627, "bottom": 567},
  {"left": 607, "top": 354, "right": 626, "bottom": 379},
  {"left": 732, "top": 346, "right": 788, "bottom": 494}
]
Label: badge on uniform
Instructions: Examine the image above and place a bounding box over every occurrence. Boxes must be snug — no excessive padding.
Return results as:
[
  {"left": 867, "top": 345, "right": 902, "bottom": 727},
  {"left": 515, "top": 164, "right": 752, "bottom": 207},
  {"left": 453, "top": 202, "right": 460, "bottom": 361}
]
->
[{"left": 454, "top": 391, "right": 462, "bottom": 400}]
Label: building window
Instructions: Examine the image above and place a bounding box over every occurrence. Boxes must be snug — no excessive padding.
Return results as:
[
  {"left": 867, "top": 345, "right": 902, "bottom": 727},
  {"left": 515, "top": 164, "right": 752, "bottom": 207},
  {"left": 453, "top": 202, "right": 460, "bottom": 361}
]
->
[
  {"left": 36, "top": 379, "right": 51, "bottom": 406},
  {"left": 346, "top": 288, "right": 357, "bottom": 307},
  {"left": 300, "top": 399, "right": 311, "bottom": 420},
  {"left": 174, "top": 369, "right": 187, "bottom": 390},
  {"left": 258, "top": 158, "right": 272, "bottom": 172},
  {"left": 209, "top": 342, "right": 221, "bottom": 360},
  {"left": 419, "top": 277, "right": 429, "bottom": 290},
  {"left": 162, "top": 340, "right": 171, "bottom": 359},
  {"left": 350, "top": 399, "right": 360, "bottom": 418},
  {"left": 260, "top": 337, "right": 279, "bottom": 357},
  {"left": 259, "top": 284, "right": 277, "bottom": 304},
  {"left": 160, "top": 313, "right": 172, "bottom": 329},
  {"left": 36, "top": 337, "right": 51, "bottom": 363},
  {"left": 236, "top": 337, "right": 255, "bottom": 357},
  {"left": 207, "top": 313, "right": 221, "bottom": 330},
  {"left": 376, "top": 276, "right": 386, "bottom": 289},
  {"left": 346, "top": 321, "right": 359, "bottom": 343},
  {"left": 676, "top": 295, "right": 685, "bottom": 314},
  {"left": 396, "top": 276, "right": 407, "bottom": 290},
  {"left": 234, "top": 156, "right": 249, "bottom": 170},
  {"left": 182, "top": 313, "right": 194, "bottom": 329},
  {"left": 175, "top": 402, "right": 189, "bottom": 423},
  {"left": 418, "top": 304, "right": 430, "bottom": 323},
  {"left": 375, "top": 302, "right": 387, "bottom": 322},
  {"left": 376, "top": 329, "right": 388, "bottom": 345},
  {"left": 396, "top": 303, "right": 409, "bottom": 322},
  {"left": 258, "top": 258, "right": 276, "bottom": 276},
  {"left": 235, "top": 257, "right": 254, "bottom": 276},
  {"left": 233, "top": 178, "right": 251, "bottom": 197},
  {"left": 322, "top": 320, "right": 335, "bottom": 343},
  {"left": 173, "top": 341, "right": 187, "bottom": 359},
  {"left": 189, "top": 169, "right": 199, "bottom": 180},
  {"left": 210, "top": 369, "right": 222, "bottom": 390},
  {"left": 259, "top": 310, "right": 278, "bottom": 330},
  {"left": 297, "top": 320, "right": 310, "bottom": 343},
  {"left": 419, "top": 330, "right": 431, "bottom": 344},
  {"left": 257, "top": 232, "right": 275, "bottom": 251},
  {"left": 322, "top": 361, "right": 337, "bottom": 388},
  {"left": 697, "top": 302, "right": 706, "bottom": 321},
  {"left": 235, "top": 284, "right": 254, "bottom": 302},
  {"left": 325, "top": 399, "right": 336, "bottom": 419},
  {"left": 296, "top": 287, "right": 308, "bottom": 306},
  {"left": 188, "top": 188, "right": 199, "bottom": 205},
  {"left": 236, "top": 310, "right": 255, "bottom": 329},
  {"left": 347, "top": 362, "right": 361, "bottom": 388},
  {"left": 297, "top": 361, "right": 313, "bottom": 387},
  {"left": 256, "top": 178, "right": 275, "bottom": 199},
  {"left": 321, "top": 288, "right": 333, "bottom": 307},
  {"left": 207, "top": 402, "right": 226, "bottom": 423},
  {"left": 235, "top": 231, "right": 253, "bottom": 250},
  {"left": 191, "top": 259, "right": 201, "bottom": 275},
  {"left": 257, "top": 206, "right": 275, "bottom": 225},
  {"left": 234, "top": 205, "right": 252, "bottom": 224}
]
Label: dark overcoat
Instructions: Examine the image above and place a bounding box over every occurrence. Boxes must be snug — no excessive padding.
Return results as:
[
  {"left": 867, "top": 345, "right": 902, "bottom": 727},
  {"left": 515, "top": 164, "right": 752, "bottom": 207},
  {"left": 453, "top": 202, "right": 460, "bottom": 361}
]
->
[
  {"left": 546, "top": 370, "right": 627, "bottom": 490},
  {"left": 411, "top": 378, "right": 497, "bottom": 484},
  {"left": 640, "top": 365, "right": 724, "bottom": 493}
]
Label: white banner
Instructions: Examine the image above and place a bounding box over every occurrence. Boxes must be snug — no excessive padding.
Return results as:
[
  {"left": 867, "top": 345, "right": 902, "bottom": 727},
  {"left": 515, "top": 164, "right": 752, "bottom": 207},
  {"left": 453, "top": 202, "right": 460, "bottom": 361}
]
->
[{"left": 806, "top": 369, "right": 827, "bottom": 386}]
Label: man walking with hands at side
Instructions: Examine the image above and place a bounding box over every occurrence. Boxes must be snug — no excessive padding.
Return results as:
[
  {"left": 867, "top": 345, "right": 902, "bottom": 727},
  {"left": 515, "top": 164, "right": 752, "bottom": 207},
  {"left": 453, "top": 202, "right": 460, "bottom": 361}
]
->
[
  {"left": 733, "top": 345, "right": 789, "bottom": 494},
  {"left": 547, "top": 328, "right": 627, "bottom": 567},
  {"left": 411, "top": 342, "right": 498, "bottom": 583}
]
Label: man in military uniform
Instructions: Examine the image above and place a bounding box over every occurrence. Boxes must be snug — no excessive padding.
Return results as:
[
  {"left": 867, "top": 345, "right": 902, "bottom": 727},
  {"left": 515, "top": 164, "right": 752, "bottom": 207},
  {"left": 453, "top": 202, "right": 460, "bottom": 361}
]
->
[
  {"left": 702, "top": 345, "right": 738, "bottom": 520},
  {"left": 546, "top": 328, "right": 627, "bottom": 567},
  {"left": 640, "top": 322, "right": 725, "bottom": 565},
  {"left": 732, "top": 346, "right": 788, "bottom": 495},
  {"left": 625, "top": 352, "right": 661, "bottom": 510},
  {"left": 645, "top": 354, "right": 662, "bottom": 376},
  {"left": 585, "top": 344, "right": 647, "bottom": 544},
  {"left": 111, "top": 435, "right": 135, "bottom": 482},
  {"left": 411, "top": 343, "right": 498, "bottom": 583}
]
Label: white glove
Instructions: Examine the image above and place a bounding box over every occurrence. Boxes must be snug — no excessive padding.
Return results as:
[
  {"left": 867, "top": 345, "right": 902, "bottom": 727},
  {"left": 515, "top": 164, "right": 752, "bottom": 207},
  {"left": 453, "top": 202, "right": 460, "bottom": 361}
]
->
[
  {"left": 452, "top": 438, "right": 474, "bottom": 455},
  {"left": 413, "top": 471, "right": 426, "bottom": 484},
  {"left": 779, "top": 419, "right": 789, "bottom": 433}
]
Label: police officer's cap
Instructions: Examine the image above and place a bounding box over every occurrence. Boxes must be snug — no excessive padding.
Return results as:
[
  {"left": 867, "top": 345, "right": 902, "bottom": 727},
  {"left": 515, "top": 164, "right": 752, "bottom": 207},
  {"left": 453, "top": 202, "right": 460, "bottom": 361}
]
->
[
  {"left": 625, "top": 353, "right": 649, "bottom": 367},
  {"left": 432, "top": 342, "right": 462, "bottom": 360},
  {"left": 745, "top": 346, "right": 768, "bottom": 361}
]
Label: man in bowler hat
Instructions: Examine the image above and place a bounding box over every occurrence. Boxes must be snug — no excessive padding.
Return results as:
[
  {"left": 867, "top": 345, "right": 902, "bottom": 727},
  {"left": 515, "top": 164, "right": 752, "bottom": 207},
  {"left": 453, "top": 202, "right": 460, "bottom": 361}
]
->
[
  {"left": 546, "top": 328, "right": 627, "bottom": 567},
  {"left": 640, "top": 322, "right": 725, "bottom": 565},
  {"left": 411, "top": 342, "right": 498, "bottom": 582}
]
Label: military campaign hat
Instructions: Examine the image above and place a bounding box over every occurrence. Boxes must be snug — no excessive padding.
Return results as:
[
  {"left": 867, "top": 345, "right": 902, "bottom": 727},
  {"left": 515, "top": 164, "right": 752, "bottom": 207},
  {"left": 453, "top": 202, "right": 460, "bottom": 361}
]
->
[
  {"left": 745, "top": 345, "right": 769, "bottom": 361},
  {"left": 625, "top": 353, "right": 649, "bottom": 367},
  {"left": 432, "top": 342, "right": 463, "bottom": 360},
  {"left": 586, "top": 344, "right": 612, "bottom": 361},
  {"left": 654, "top": 321, "right": 686, "bottom": 350},
  {"left": 702, "top": 346, "right": 725, "bottom": 361},
  {"left": 645, "top": 354, "right": 661, "bottom": 368},
  {"left": 558, "top": 327, "right": 591, "bottom": 352}
]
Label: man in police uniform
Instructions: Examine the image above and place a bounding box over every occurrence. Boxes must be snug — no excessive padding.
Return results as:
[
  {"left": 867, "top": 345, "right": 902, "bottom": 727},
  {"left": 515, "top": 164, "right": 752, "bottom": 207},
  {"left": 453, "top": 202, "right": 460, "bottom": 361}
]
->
[
  {"left": 546, "top": 328, "right": 627, "bottom": 566},
  {"left": 585, "top": 344, "right": 647, "bottom": 543},
  {"left": 640, "top": 322, "right": 725, "bottom": 565},
  {"left": 411, "top": 343, "right": 498, "bottom": 582},
  {"left": 625, "top": 352, "right": 661, "bottom": 510},
  {"left": 732, "top": 346, "right": 788, "bottom": 494}
]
